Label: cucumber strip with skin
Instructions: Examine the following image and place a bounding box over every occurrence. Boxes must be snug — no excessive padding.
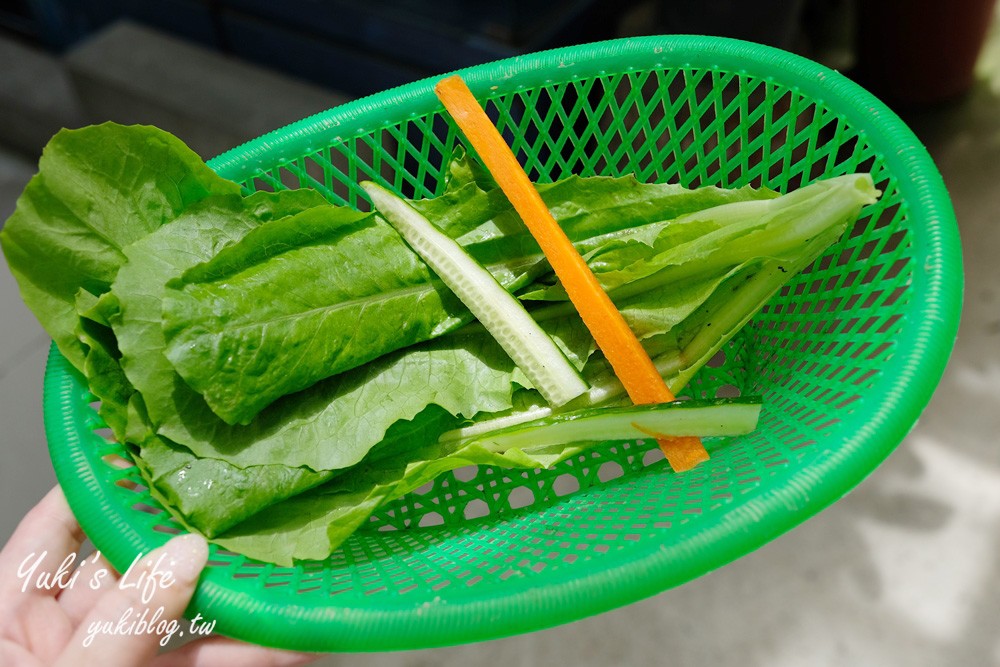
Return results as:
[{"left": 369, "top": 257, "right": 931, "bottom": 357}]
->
[
  {"left": 447, "top": 397, "right": 762, "bottom": 452},
  {"left": 363, "top": 181, "right": 589, "bottom": 407}
]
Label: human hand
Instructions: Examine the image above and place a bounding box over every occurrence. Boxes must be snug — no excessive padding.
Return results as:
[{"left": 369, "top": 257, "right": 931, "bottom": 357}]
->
[{"left": 0, "top": 486, "right": 317, "bottom": 666}]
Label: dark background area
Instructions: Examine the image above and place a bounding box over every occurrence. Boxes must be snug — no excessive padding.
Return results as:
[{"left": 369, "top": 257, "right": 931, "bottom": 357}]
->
[
  {"left": 5, "top": 0, "right": 817, "bottom": 96},
  {"left": 2, "top": 0, "right": 981, "bottom": 101},
  {"left": 1, "top": 0, "right": 995, "bottom": 137}
]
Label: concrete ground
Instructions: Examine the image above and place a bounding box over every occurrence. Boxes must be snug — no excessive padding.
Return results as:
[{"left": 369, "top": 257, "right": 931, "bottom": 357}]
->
[{"left": 2, "top": 16, "right": 999, "bottom": 667}]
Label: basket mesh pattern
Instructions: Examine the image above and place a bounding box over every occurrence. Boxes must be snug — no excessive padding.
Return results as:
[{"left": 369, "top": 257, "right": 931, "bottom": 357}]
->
[{"left": 43, "top": 36, "right": 957, "bottom": 651}]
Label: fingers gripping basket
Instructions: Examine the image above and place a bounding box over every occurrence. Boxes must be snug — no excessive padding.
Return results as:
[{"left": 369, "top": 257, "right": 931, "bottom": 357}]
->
[{"left": 43, "top": 35, "right": 962, "bottom": 651}]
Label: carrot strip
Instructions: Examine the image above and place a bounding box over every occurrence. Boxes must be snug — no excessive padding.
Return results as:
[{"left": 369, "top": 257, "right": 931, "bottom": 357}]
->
[
  {"left": 632, "top": 427, "right": 709, "bottom": 472},
  {"left": 434, "top": 75, "right": 708, "bottom": 472}
]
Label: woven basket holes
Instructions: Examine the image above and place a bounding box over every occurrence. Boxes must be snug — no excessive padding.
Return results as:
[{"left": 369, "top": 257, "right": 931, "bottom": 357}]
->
[
  {"left": 101, "top": 451, "right": 133, "bottom": 470},
  {"left": 328, "top": 129, "right": 404, "bottom": 207},
  {"left": 552, "top": 472, "right": 581, "bottom": 496},
  {"left": 276, "top": 569, "right": 326, "bottom": 597},
  {"left": 494, "top": 85, "right": 578, "bottom": 183},
  {"left": 743, "top": 343, "right": 870, "bottom": 460},
  {"left": 418, "top": 511, "right": 445, "bottom": 527},
  {"left": 149, "top": 523, "right": 184, "bottom": 536},
  {"left": 506, "top": 485, "right": 535, "bottom": 510},
  {"left": 397, "top": 113, "right": 456, "bottom": 197},
  {"left": 335, "top": 546, "right": 409, "bottom": 597},
  {"left": 450, "top": 464, "right": 478, "bottom": 483},
  {"left": 699, "top": 72, "right": 748, "bottom": 188},
  {"left": 410, "top": 479, "right": 436, "bottom": 496},
  {"left": 81, "top": 403, "right": 178, "bottom": 533},
  {"left": 737, "top": 80, "right": 786, "bottom": 190},
  {"left": 366, "top": 476, "right": 457, "bottom": 532},
  {"left": 230, "top": 560, "right": 280, "bottom": 586},
  {"left": 423, "top": 550, "right": 479, "bottom": 590},
  {"left": 744, "top": 422, "right": 795, "bottom": 467},
  {"left": 565, "top": 71, "right": 668, "bottom": 180},
  {"left": 781, "top": 105, "right": 843, "bottom": 191},
  {"left": 591, "top": 460, "right": 622, "bottom": 484},
  {"left": 361, "top": 556, "right": 417, "bottom": 595},
  {"left": 841, "top": 188, "right": 911, "bottom": 281},
  {"left": 673, "top": 69, "right": 725, "bottom": 188},
  {"left": 800, "top": 113, "right": 851, "bottom": 185},
  {"left": 260, "top": 567, "right": 295, "bottom": 589},
  {"left": 540, "top": 81, "right": 600, "bottom": 179},
  {"left": 749, "top": 173, "right": 911, "bottom": 429},
  {"left": 297, "top": 145, "right": 355, "bottom": 207},
  {"left": 368, "top": 505, "right": 411, "bottom": 532},
  {"left": 597, "top": 71, "right": 679, "bottom": 181},
  {"left": 288, "top": 116, "right": 454, "bottom": 209},
  {"left": 112, "top": 477, "right": 145, "bottom": 495},
  {"left": 111, "top": 472, "right": 147, "bottom": 499},
  {"left": 323, "top": 540, "right": 389, "bottom": 589},
  {"left": 103, "top": 447, "right": 192, "bottom": 550},
  {"left": 684, "top": 331, "right": 754, "bottom": 402},
  {"left": 348, "top": 544, "right": 455, "bottom": 596},
  {"left": 715, "top": 441, "right": 768, "bottom": 487},
  {"left": 706, "top": 348, "right": 727, "bottom": 368},
  {"left": 540, "top": 475, "right": 680, "bottom": 553},
  {"left": 462, "top": 498, "right": 489, "bottom": 520},
  {"left": 228, "top": 554, "right": 274, "bottom": 577},
  {"left": 486, "top": 95, "right": 531, "bottom": 173},
  {"left": 366, "top": 118, "right": 454, "bottom": 202},
  {"left": 714, "top": 384, "right": 742, "bottom": 398},
  {"left": 246, "top": 162, "right": 301, "bottom": 195},
  {"left": 615, "top": 68, "right": 724, "bottom": 186},
  {"left": 277, "top": 154, "right": 335, "bottom": 201},
  {"left": 767, "top": 398, "right": 834, "bottom": 445},
  {"left": 365, "top": 434, "right": 668, "bottom": 538},
  {"left": 642, "top": 447, "right": 665, "bottom": 466},
  {"left": 202, "top": 546, "right": 243, "bottom": 568},
  {"left": 604, "top": 70, "right": 860, "bottom": 193},
  {"left": 129, "top": 500, "right": 167, "bottom": 518},
  {"left": 760, "top": 91, "right": 828, "bottom": 192}
]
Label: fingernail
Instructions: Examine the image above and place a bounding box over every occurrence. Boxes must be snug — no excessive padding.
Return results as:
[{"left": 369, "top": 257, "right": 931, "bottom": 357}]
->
[{"left": 160, "top": 533, "right": 209, "bottom": 585}]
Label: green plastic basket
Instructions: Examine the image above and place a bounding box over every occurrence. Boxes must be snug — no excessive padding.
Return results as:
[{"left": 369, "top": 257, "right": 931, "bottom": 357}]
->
[{"left": 43, "top": 35, "right": 962, "bottom": 652}]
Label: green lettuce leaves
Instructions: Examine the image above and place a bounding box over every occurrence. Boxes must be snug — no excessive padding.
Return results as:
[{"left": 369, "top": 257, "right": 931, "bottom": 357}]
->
[
  {"left": 0, "top": 123, "right": 879, "bottom": 566},
  {"left": 161, "top": 169, "right": 776, "bottom": 425},
  {"left": 1, "top": 123, "right": 240, "bottom": 372}
]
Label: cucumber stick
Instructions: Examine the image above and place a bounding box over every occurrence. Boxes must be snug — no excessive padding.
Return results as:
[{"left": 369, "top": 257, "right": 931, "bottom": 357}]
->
[
  {"left": 450, "top": 396, "right": 762, "bottom": 452},
  {"left": 363, "top": 181, "right": 588, "bottom": 407}
]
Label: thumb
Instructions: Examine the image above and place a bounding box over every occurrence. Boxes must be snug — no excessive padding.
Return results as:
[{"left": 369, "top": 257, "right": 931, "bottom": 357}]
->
[{"left": 56, "top": 533, "right": 209, "bottom": 667}]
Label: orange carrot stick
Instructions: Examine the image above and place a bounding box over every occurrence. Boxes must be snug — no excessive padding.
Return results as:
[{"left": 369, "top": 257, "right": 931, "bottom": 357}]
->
[{"left": 434, "top": 75, "right": 708, "bottom": 472}]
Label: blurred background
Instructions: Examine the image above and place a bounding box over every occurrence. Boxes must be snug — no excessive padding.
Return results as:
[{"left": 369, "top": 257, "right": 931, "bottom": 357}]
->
[{"left": 2, "top": 1, "right": 1000, "bottom": 664}]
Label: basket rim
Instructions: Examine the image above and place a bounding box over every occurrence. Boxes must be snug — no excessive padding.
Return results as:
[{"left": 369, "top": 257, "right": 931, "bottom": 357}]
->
[{"left": 46, "top": 34, "right": 962, "bottom": 651}]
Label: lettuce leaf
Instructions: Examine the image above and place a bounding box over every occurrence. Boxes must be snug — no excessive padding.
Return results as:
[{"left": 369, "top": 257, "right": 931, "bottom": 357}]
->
[
  {"left": 1, "top": 122, "right": 880, "bottom": 567},
  {"left": 213, "top": 397, "right": 764, "bottom": 566},
  {"left": 160, "top": 173, "right": 776, "bottom": 425},
  {"left": 0, "top": 123, "right": 240, "bottom": 372},
  {"left": 214, "top": 431, "right": 598, "bottom": 565},
  {"left": 107, "top": 189, "right": 334, "bottom": 439},
  {"left": 204, "top": 195, "right": 868, "bottom": 562}
]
